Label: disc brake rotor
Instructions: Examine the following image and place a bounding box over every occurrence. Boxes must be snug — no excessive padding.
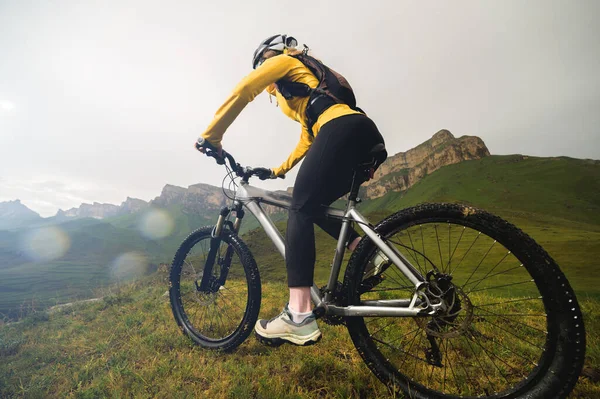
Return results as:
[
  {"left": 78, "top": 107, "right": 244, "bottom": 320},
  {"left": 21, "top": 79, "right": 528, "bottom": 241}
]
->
[{"left": 416, "top": 286, "right": 473, "bottom": 338}]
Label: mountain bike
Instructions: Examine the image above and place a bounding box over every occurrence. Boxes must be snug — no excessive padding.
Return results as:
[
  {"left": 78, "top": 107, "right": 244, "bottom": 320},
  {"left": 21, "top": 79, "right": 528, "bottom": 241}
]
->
[{"left": 169, "top": 142, "right": 585, "bottom": 398}]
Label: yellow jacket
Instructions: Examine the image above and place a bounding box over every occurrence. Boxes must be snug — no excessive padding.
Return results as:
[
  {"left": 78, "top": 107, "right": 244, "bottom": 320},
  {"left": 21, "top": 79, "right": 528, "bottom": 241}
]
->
[{"left": 200, "top": 54, "right": 361, "bottom": 176}]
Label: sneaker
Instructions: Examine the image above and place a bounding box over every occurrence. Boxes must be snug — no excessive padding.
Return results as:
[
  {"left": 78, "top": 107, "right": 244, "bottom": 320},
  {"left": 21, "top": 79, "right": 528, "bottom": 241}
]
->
[
  {"left": 363, "top": 250, "right": 391, "bottom": 279},
  {"left": 255, "top": 305, "right": 322, "bottom": 346}
]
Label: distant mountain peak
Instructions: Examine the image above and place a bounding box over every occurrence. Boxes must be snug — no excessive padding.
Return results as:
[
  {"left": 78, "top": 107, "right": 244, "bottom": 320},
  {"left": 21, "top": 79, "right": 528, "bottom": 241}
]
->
[
  {"left": 55, "top": 198, "right": 149, "bottom": 220},
  {"left": 363, "top": 130, "right": 490, "bottom": 199},
  {"left": 431, "top": 129, "right": 454, "bottom": 141},
  {"left": 152, "top": 182, "right": 226, "bottom": 212},
  {"left": 0, "top": 199, "right": 42, "bottom": 229}
]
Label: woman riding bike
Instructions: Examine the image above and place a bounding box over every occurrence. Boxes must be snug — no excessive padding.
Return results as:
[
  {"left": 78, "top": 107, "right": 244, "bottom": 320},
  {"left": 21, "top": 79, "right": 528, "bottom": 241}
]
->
[{"left": 196, "top": 34, "right": 385, "bottom": 346}]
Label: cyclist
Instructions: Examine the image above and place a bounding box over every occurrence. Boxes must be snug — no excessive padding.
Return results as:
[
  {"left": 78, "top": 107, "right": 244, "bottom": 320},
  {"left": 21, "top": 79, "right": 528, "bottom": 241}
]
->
[{"left": 196, "top": 34, "right": 386, "bottom": 346}]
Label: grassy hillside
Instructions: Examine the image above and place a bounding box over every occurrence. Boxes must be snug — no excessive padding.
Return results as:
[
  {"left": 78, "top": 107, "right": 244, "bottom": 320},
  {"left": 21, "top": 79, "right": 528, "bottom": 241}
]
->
[
  {"left": 1, "top": 273, "right": 598, "bottom": 398},
  {"left": 360, "top": 155, "right": 600, "bottom": 226},
  {"left": 1, "top": 154, "right": 599, "bottom": 397},
  {"left": 2, "top": 154, "right": 598, "bottom": 319},
  {"left": 0, "top": 205, "right": 216, "bottom": 320},
  {"left": 244, "top": 155, "right": 600, "bottom": 298}
]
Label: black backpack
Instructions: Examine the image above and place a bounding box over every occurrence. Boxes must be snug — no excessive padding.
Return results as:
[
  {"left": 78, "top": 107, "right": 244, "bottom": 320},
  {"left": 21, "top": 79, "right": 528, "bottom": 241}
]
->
[{"left": 274, "top": 52, "right": 363, "bottom": 135}]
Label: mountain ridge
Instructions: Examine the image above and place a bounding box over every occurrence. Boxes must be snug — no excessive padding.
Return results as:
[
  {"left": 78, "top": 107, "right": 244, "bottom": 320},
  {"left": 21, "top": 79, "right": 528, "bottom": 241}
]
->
[
  {"left": 0, "top": 200, "right": 42, "bottom": 230},
  {"left": 363, "top": 129, "right": 490, "bottom": 198},
  {"left": 1, "top": 129, "right": 491, "bottom": 225}
]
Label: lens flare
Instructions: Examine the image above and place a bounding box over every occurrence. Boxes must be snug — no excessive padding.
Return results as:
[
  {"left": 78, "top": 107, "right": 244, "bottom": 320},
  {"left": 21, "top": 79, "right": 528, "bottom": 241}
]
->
[
  {"left": 0, "top": 101, "right": 14, "bottom": 111},
  {"left": 138, "top": 208, "right": 174, "bottom": 239},
  {"left": 22, "top": 227, "right": 70, "bottom": 262},
  {"left": 111, "top": 252, "right": 149, "bottom": 281}
]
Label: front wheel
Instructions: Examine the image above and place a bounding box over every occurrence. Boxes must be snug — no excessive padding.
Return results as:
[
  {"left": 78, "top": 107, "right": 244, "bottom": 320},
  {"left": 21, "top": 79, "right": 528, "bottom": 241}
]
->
[
  {"left": 344, "top": 203, "right": 585, "bottom": 398},
  {"left": 169, "top": 226, "right": 261, "bottom": 351}
]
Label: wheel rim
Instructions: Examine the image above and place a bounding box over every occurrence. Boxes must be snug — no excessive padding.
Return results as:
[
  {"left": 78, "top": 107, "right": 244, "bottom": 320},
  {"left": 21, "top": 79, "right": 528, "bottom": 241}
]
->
[
  {"left": 175, "top": 235, "right": 251, "bottom": 342},
  {"left": 356, "top": 220, "right": 551, "bottom": 398}
]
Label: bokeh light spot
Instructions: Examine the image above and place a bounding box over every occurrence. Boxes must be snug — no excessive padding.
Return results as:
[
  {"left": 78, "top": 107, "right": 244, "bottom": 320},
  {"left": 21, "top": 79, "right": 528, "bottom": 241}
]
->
[
  {"left": 22, "top": 227, "right": 70, "bottom": 262},
  {"left": 138, "top": 208, "right": 174, "bottom": 239},
  {"left": 0, "top": 101, "right": 15, "bottom": 111},
  {"left": 111, "top": 252, "right": 149, "bottom": 281}
]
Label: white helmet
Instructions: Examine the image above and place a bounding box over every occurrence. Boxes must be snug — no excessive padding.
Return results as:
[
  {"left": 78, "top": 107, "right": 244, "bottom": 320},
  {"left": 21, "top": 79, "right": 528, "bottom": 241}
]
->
[{"left": 252, "top": 34, "right": 298, "bottom": 69}]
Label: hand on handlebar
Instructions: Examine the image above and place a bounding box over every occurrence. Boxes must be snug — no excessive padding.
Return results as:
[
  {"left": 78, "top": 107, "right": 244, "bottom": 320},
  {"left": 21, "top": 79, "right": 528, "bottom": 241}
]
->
[
  {"left": 195, "top": 138, "right": 284, "bottom": 180},
  {"left": 253, "top": 167, "right": 276, "bottom": 180},
  {"left": 195, "top": 137, "right": 223, "bottom": 156}
]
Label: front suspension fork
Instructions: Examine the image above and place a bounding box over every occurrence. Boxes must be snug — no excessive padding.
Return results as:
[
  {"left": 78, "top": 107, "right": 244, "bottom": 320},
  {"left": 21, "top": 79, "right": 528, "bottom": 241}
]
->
[{"left": 197, "top": 206, "right": 244, "bottom": 292}]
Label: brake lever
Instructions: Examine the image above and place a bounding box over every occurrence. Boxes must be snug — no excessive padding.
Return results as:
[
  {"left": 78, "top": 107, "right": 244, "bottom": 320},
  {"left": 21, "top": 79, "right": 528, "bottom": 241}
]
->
[{"left": 206, "top": 149, "right": 225, "bottom": 165}]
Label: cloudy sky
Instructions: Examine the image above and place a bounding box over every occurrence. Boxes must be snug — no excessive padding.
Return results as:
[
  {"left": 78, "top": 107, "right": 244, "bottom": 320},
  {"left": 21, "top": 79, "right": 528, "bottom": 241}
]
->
[{"left": 1, "top": 0, "right": 599, "bottom": 217}]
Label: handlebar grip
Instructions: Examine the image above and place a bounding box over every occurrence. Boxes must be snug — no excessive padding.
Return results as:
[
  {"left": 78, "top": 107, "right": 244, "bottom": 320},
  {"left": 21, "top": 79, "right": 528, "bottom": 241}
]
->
[
  {"left": 197, "top": 137, "right": 226, "bottom": 165},
  {"left": 196, "top": 137, "right": 216, "bottom": 151}
]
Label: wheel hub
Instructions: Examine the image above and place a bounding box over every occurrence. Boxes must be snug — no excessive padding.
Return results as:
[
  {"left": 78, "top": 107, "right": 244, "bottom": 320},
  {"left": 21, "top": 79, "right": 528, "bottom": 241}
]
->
[{"left": 417, "top": 274, "right": 474, "bottom": 338}]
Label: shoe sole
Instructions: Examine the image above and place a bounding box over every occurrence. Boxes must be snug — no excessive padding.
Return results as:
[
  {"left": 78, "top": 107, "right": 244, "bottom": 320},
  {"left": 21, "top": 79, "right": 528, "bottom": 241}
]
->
[{"left": 255, "top": 329, "right": 322, "bottom": 347}]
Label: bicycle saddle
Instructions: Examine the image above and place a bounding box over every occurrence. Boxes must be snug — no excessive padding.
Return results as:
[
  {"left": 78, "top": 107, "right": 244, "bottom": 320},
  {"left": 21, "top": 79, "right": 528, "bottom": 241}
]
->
[{"left": 358, "top": 143, "right": 388, "bottom": 170}]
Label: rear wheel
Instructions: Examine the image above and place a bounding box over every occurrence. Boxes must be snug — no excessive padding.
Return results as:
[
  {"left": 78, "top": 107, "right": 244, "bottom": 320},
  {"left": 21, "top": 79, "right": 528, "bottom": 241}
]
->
[
  {"left": 344, "top": 203, "right": 585, "bottom": 398},
  {"left": 169, "top": 226, "right": 261, "bottom": 351}
]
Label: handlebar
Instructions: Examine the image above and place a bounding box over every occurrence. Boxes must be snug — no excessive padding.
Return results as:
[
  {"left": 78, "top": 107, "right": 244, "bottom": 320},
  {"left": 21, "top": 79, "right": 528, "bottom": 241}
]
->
[{"left": 195, "top": 138, "right": 284, "bottom": 181}]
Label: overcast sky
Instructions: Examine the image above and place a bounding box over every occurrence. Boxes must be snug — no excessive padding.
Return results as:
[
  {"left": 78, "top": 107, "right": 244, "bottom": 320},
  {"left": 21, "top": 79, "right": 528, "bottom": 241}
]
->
[{"left": 1, "top": 0, "right": 599, "bottom": 217}]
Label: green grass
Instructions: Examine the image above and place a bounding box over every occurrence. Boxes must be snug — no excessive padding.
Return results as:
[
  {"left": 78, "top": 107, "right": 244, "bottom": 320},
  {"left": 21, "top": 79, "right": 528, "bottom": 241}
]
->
[
  {"left": 354, "top": 154, "right": 600, "bottom": 300},
  {"left": 360, "top": 155, "right": 600, "bottom": 226},
  {"left": 1, "top": 272, "right": 598, "bottom": 398},
  {"left": 1, "top": 153, "right": 599, "bottom": 396},
  {"left": 2, "top": 154, "right": 598, "bottom": 319},
  {"left": 0, "top": 205, "right": 216, "bottom": 320}
]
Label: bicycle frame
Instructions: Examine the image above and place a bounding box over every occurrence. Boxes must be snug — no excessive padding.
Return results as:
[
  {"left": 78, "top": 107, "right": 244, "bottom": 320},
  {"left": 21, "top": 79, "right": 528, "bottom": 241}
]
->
[{"left": 231, "top": 181, "right": 440, "bottom": 318}]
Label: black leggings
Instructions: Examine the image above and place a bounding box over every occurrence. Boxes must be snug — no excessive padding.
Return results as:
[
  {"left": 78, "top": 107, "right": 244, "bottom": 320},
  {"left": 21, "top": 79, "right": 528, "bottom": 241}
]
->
[{"left": 286, "top": 114, "right": 385, "bottom": 287}]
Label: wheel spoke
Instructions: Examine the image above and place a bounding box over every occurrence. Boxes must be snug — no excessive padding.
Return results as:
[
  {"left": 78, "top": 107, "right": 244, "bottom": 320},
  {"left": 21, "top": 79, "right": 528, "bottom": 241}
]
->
[
  {"left": 470, "top": 279, "right": 535, "bottom": 293},
  {"left": 434, "top": 224, "right": 444, "bottom": 272},
  {"left": 463, "top": 334, "right": 497, "bottom": 391},
  {"left": 473, "top": 306, "right": 547, "bottom": 335},
  {"left": 406, "top": 230, "right": 424, "bottom": 273},
  {"left": 475, "top": 296, "right": 543, "bottom": 308},
  {"left": 399, "top": 326, "right": 423, "bottom": 370},
  {"left": 448, "top": 338, "right": 475, "bottom": 394},
  {"left": 463, "top": 240, "right": 497, "bottom": 288},
  {"left": 473, "top": 326, "right": 540, "bottom": 367},
  {"left": 448, "top": 226, "right": 466, "bottom": 274},
  {"left": 345, "top": 207, "right": 573, "bottom": 398},
  {"left": 463, "top": 263, "right": 524, "bottom": 288},
  {"left": 450, "top": 232, "right": 481, "bottom": 276},
  {"left": 171, "top": 228, "right": 254, "bottom": 344},
  {"left": 371, "top": 336, "right": 430, "bottom": 364},
  {"left": 465, "top": 331, "right": 511, "bottom": 385},
  {"left": 475, "top": 317, "right": 545, "bottom": 350},
  {"left": 465, "top": 251, "right": 511, "bottom": 294},
  {"left": 369, "top": 319, "right": 398, "bottom": 338}
]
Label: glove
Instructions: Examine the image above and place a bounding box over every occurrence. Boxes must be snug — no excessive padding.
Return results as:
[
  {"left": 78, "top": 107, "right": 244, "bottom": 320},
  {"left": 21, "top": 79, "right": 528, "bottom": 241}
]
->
[
  {"left": 195, "top": 137, "right": 222, "bottom": 155},
  {"left": 253, "top": 167, "right": 275, "bottom": 180}
]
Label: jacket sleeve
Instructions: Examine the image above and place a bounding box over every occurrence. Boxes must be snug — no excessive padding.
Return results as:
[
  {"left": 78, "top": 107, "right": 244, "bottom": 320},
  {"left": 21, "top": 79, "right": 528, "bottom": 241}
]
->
[
  {"left": 200, "top": 55, "right": 295, "bottom": 148},
  {"left": 272, "top": 127, "right": 313, "bottom": 176}
]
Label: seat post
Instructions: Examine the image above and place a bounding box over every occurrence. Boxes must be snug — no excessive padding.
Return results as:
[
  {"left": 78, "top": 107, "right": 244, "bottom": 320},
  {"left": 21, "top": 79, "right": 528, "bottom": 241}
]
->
[{"left": 347, "top": 171, "right": 362, "bottom": 204}]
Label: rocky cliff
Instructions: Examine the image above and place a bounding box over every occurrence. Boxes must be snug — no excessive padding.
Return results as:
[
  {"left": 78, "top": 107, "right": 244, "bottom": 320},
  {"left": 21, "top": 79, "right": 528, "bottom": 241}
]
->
[
  {"left": 119, "top": 197, "right": 149, "bottom": 214},
  {"left": 151, "top": 183, "right": 228, "bottom": 214},
  {"left": 56, "top": 202, "right": 121, "bottom": 219},
  {"left": 29, "top": 130, "right": 489, "bottom": 223},
  {"left": 55, "top": 197, "right": 149, "bottom": 220},
  {"left": 362, "top": 130, "right": 490, "bottom": 198}
]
